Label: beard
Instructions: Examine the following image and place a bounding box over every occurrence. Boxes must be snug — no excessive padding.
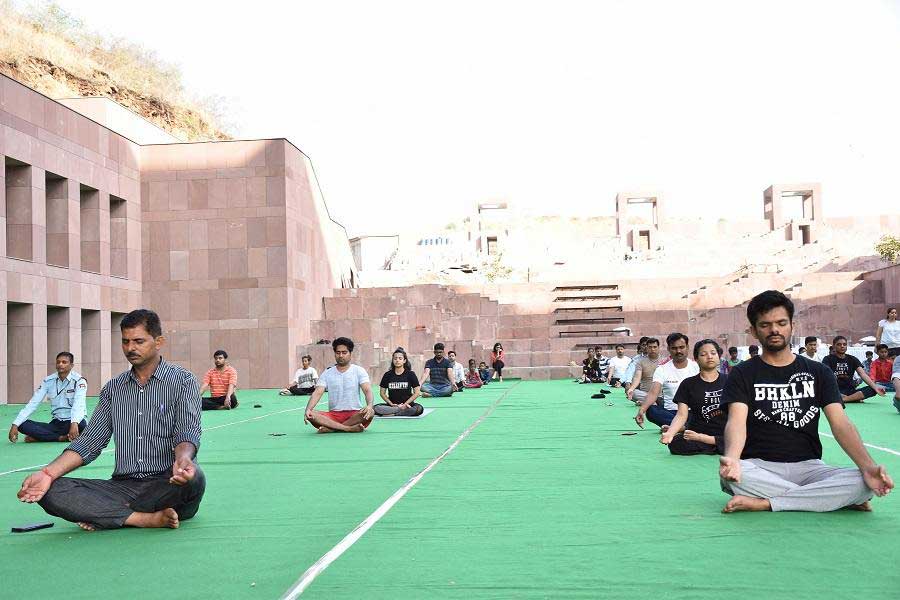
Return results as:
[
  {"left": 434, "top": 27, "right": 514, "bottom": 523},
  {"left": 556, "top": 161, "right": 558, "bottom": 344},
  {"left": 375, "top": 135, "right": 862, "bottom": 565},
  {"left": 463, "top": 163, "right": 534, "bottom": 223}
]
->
[{"left": 761, "top": 335, "right": 788, "bottom": 352}]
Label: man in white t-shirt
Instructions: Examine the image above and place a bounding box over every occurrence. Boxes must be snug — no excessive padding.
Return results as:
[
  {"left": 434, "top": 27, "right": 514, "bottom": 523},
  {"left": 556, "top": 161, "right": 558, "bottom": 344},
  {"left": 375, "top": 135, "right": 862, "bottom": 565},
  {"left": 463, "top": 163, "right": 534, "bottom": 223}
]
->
[
  {"left": 606, "top": 344, "right": 631, "bottom": 387},
  {"left": 797, "top": 336, "right": 825, "bottom": 362},
  {"left": 635, "top": 333, "right": 698, "bottom": 429},
  {"left": 280, "top": 355, "right": 318, "bottom": 396},
  {"left": 304, "top": 337, "right": 374, "bottom": 433},
  {"left": 448, "top": 350, "right": 466, "bottom": 393}
]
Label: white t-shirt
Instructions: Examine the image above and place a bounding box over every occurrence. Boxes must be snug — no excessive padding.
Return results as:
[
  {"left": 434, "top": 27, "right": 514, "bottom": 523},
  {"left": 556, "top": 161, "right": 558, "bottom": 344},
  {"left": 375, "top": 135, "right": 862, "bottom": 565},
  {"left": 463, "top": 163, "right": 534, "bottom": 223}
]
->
[
  {"left": 652, "top": 360, "right": 700, "bottom": 411},
  {"left": 608, "top": 356, "right": 631, "bottom": 379},
  {"left": 879, "top": 319, "right": 900, "bottom": 348},
  {"left": 317, "top": 364, "right": 370, "bottom": 411},
  {"left": 294, "top": 366, "right": 319, "bottom": 389},
  {"left": 451, "top": 361, "right": 465, "bottom": 383}
]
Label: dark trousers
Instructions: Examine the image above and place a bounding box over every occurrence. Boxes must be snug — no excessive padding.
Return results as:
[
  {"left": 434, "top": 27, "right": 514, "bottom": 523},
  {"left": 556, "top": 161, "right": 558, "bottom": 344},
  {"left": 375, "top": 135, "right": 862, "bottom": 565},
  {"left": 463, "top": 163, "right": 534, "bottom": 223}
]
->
[
  {"left": 609, "top": 377, "right": 621, "bottom": 386},
  {"left": 38, "top": 465, "right": 206, "bottom": 530},
  {"left": 202, "top": 394, "right": 238, "bottom": 410},
  {"left": 288, "top": 385, "right": 314, "bottom": 396},
  {"left": 668, "top": 433, "right": 724, "bottom": 456},
  {"left": 374, "top": 402, "right": 424, "bottom": 417},
  {"left": 492, "top": 360, "right": 504, "bottom": 376},
  {"left": 646, "top": 405, "right": 677, "bottom": 427},
  {"left": 18, "top": 419, "right": 86, "bottom": 442}
]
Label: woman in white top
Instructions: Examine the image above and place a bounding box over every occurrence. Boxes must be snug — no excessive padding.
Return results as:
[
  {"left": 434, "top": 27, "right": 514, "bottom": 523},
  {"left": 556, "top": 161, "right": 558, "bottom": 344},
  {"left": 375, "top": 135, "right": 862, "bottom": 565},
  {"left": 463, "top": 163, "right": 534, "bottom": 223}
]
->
[{"left": 875, "top": 307, "right": 900, "bottom": 358}]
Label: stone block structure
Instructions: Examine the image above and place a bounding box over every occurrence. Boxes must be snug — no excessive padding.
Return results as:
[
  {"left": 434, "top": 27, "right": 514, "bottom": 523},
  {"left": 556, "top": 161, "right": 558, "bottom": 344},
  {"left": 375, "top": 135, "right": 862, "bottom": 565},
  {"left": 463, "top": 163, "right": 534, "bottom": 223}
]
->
[
  {"left": 0, "top": 73, "right": 355, "bottom": 403},
  {"left": 1, "top": 71, "right": 896, "bottom": 400}
]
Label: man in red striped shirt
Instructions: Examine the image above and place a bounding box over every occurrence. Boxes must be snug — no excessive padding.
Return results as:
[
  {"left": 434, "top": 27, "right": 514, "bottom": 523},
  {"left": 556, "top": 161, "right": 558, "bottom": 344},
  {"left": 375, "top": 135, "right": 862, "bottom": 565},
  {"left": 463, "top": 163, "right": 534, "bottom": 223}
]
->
[{"left": 200, "top": 350, "right": 238, "bottom": 410}]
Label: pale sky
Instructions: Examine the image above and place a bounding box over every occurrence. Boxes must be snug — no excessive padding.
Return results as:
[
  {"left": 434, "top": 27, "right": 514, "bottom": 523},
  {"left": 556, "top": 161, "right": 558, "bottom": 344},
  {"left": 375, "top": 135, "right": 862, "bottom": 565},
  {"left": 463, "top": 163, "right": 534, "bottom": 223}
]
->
[{"left": 56, "top": 0, "right": 900, "bottom": 237}]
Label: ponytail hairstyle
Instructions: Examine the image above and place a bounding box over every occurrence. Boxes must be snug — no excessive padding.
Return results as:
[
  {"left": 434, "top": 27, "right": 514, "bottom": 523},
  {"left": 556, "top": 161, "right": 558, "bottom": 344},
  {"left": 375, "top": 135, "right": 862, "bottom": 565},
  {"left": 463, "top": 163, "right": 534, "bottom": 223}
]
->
[{"left": 392, "top": 347, "right": 412, "bottom": 372}]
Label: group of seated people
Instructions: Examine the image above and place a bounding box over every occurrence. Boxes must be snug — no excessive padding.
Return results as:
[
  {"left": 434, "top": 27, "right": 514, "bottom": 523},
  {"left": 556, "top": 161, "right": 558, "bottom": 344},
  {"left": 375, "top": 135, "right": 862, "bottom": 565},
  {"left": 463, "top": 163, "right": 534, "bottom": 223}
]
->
[
  {"left": 589, "top": 291, "right": 896, "bottom": 513},
  {"left": 10, "top": 298, "right": 897, "bottom": 531},
  {"left": 301, "top": 340, "right": 502, "bottom": 431}
]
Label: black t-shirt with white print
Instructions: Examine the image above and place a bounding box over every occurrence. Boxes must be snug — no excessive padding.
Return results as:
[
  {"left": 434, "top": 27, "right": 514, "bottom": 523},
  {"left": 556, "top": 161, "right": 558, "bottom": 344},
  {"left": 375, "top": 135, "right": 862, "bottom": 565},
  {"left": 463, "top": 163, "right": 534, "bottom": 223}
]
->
[
  {"left": 821, "top": 353, "right": 863, "bottom": 395},
  {"left": 722, "top": 355, "right": 842, "bottom": 462},
  {"left": 379, "top": 368, "right": 420, "bottom": 405},
  {"left": 672, "top": 373, "right": 727, "bottom": 437}
]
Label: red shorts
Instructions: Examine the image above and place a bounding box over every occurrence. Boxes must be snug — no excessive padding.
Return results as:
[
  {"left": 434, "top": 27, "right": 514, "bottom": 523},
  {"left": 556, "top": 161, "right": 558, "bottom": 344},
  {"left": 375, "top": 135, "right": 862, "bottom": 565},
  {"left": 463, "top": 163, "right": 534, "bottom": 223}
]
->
[{"left": 311, "top": 410, "right": 372, "bottom": 428}]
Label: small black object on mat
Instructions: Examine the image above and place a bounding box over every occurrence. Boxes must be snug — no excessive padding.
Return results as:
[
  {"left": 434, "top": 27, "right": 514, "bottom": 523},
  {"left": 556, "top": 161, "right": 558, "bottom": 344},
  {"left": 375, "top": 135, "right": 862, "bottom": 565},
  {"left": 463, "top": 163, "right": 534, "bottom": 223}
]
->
[{"left": 12, "top": 522, "right": 53, "bottom": 533}]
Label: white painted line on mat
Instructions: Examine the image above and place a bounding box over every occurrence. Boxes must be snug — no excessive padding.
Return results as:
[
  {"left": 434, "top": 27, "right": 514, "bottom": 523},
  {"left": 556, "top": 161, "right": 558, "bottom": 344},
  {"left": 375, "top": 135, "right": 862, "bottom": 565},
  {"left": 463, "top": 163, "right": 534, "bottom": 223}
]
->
[
  {"left": 281, "top": 383, "right": 518, "bottom": 599},
  {"left": 820, "top": 432, "right": 900, "bottom": 457},
  {"left": 0, "top": 405, "right": 306, "bottom": 478}
]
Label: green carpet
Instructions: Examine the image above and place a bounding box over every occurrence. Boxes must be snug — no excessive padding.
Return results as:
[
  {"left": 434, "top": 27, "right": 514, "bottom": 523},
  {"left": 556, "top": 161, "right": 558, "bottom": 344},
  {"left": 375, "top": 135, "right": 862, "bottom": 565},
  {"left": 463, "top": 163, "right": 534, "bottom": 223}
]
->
[{"left": 0, "top": 382, "right": 897, "bottom": 599}]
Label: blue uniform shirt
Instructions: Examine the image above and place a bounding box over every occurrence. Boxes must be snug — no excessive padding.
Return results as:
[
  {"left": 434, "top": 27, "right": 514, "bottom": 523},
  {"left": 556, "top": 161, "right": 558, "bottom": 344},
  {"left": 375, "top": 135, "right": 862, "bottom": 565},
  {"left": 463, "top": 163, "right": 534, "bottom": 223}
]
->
[{"left": 12, "top": 371, "right": 88, "bottom": 426}]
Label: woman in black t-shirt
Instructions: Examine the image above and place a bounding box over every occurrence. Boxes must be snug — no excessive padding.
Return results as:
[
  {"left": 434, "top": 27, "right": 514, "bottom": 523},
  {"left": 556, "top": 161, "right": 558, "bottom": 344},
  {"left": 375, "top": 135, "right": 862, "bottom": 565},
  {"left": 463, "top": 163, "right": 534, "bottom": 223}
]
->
[
  {"left": 660, "top": 339, "right": 727, "bottom": 455},
  {"left": 375, "top": 348, "right": 424, "bottom": 417}
]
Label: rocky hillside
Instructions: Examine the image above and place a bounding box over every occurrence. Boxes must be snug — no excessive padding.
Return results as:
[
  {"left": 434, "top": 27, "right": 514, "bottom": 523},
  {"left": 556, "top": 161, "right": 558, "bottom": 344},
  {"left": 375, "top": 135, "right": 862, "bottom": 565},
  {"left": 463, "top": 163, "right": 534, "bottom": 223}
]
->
[{"left": 0, "top": 2, "right": 230, "bottom": 141}]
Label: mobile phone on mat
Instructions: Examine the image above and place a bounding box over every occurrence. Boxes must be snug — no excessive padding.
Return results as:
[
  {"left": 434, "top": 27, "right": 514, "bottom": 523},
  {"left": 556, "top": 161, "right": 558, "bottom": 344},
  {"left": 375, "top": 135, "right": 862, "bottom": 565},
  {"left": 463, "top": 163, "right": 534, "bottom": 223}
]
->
[{"left": 11, "top": 522, "right": 54, "bottom": 533}]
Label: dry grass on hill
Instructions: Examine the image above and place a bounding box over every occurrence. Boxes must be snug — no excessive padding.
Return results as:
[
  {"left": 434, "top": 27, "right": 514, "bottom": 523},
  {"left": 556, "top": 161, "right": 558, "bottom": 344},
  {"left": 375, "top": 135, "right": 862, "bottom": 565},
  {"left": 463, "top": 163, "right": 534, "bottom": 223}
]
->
[{"left": 0, "top": 1, "right": 231, "bottom": 141}]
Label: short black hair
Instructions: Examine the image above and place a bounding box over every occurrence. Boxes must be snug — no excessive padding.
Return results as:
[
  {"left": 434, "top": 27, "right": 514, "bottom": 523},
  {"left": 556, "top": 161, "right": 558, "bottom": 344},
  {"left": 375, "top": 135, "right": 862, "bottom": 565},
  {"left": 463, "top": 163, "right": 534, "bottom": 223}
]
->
[
  {"left": 804, "top": 336, "right": 817, "bottom": 345},
  {"left": 746, "top": 290, "right": 794, "bottom": 327},
  {"left": 748, "top": 344, "right": 759, "bottom": 353},
  {"left": 638, "top": 336, "right": 649, "bottom": 344},
  {"left": 434, "top": 342, "right": 445, "bottom": 351},
  {"left": 302, "top": 354, "right": 312, "bottom": 362},
  {"left": 121, "top": 309, "right": 162, "bottom": 338},
  {"left": 833, "top": 335, "right": 847, "bottom": 344},
  {"left": 615, "top": 344, "right": 624, "bottom": 349},
  {"left": 213, "top": 349, "right": 228, "bottom": 359},
  {"left": 56, "top": 351, "right": 74, "bottom": 362},
  {"left": 875, "top": 344, "right": 888, "bottom": 352},
  {"left": 666, "top": 332, "right": 688, "bottom": 347},
  {"left": 645, "top": 337, "right": 660, "bottom": 347},
  {"left": 693, "top": 339, "right": 722, "bottom": 360},
  {"left": 332, "top": 337, "right": 354, "bottom": 352},
  {"left": 728, "top": 346, "right": 738, "bottom": 353},
  {"left": 448, "top": 349, "right": 456, "bottom": 356}
]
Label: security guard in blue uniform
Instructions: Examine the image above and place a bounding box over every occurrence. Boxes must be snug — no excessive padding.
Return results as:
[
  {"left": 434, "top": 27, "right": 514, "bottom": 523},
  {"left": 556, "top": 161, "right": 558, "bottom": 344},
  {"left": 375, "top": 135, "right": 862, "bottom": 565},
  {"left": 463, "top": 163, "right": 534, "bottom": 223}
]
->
[{"left": 8, "top": 352, "right": 88, "bottom": 443}]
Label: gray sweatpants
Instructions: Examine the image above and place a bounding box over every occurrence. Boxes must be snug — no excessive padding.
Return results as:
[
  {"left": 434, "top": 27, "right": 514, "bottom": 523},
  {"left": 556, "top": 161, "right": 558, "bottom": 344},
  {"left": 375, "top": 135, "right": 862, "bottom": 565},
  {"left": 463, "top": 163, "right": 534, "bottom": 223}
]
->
[
  {"left": 38, "top": 465, "right": 206, "bottom": 529},
  {"left": 720, "top": 459, "right": 872, "bottom": 512}
]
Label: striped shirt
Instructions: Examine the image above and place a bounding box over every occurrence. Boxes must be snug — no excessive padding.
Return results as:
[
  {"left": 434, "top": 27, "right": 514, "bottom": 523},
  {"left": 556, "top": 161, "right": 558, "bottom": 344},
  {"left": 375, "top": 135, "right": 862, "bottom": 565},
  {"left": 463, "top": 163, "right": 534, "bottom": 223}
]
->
[
  {"left": 203, "top": 365, "right": 237, "bottom": 397},
  {"left": 67, "top": 357, "right": 202, "bottom": 479}
]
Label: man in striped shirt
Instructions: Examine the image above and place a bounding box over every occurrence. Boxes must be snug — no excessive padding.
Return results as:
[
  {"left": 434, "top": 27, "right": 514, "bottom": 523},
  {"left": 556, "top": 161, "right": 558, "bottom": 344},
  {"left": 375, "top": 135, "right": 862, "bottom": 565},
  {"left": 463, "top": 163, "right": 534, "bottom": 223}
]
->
[{"left": 17, "top": 309, "right": 205, "bottom": 531}]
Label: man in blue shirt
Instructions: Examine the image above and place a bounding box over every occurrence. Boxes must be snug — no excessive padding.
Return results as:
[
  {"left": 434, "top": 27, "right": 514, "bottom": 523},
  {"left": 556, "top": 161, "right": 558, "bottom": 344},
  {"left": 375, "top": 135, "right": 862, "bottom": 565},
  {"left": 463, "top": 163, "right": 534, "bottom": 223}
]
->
[{"left": 8, "top": 352, "right": 87, "bottom": 443}]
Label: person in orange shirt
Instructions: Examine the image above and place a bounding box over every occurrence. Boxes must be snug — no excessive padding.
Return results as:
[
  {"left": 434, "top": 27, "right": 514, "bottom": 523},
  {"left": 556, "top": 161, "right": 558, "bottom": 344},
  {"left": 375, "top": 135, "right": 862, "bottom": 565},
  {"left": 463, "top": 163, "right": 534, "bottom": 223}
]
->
[
  {"left": 199, "top": 350, "right": 238, "bottom": 410},
  {"left": 870, "top": 344, "right": 895, "bottom": 393}
]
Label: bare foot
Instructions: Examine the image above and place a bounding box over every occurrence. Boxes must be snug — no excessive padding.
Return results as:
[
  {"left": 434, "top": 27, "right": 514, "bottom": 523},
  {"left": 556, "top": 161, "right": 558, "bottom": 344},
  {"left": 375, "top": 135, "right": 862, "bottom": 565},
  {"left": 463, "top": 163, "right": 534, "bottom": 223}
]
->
[
  {"left": 317, "top": 426, "right": 334, "bottom": 434},
  {"left": 349, "top": 423, "right": 366, "bottom": 432},
  {"left": 77, "top": 522, "right": 96, "bottom": 531},
  {"left": 125, "top": 507, "right": 180, "bottom": 529},
  {"left": 24, "top": 436, "right": 37, "bottom": 443},
  {"left": 845, "top": 501, "right": 872, "bottom": 512},
  {"left": 722, "top": 495, "right": 771, "bottom": 513}
]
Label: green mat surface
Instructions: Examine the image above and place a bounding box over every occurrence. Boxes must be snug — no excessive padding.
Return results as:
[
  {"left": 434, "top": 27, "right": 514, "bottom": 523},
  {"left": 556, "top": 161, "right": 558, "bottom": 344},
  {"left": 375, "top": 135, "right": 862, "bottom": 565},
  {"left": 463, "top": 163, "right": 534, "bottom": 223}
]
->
[{"left": 0, "top": 382, "right": 897, "bottom": 599}]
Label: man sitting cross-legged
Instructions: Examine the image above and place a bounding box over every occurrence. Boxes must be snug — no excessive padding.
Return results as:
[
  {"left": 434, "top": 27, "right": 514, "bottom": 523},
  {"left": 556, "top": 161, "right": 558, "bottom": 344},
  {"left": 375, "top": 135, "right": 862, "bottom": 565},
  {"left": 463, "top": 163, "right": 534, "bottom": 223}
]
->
[
  {"left": 420, "top": 343, "right": 457, "bottom": 397},
  {"left": 8, "top": 352, "right": 87, "bottom": 444},
  {"left": 822, "top": 336, "right": 885, "bottom": 403},
  {"left": 374, "top": 348, "right": 423, "bottom": 417},
  {"left": 448, "top": 350, "right": 465, "bottom": 393},
  {"left": 199, "top": 350, "right": 238, "bottom": 410},
  {"left": 660, "top": 339, "right": 727, "bottom": 455},
  {"left": 719, "top": 291, "right": 893, "bottom": 513},
  {"left": 280, "top": 355, "right": 318, "bottom": 396},
  {"left": 17, "top": 309, "right": 205, "bottom": 531},
  {"left": 635, "top": 333, "right": 698, "bottom": 429},
  {"left": 625, "top": 338, "right": 660, "bottom": 406},
  {"left": 304, "top": 337, "right": 374, "bottom": 433}
]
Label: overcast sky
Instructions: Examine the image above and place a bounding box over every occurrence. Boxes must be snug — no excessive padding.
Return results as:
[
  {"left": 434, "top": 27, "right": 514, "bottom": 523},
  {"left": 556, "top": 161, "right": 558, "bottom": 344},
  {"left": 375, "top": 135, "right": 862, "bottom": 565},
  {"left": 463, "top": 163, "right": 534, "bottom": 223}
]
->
[{"left": 56, "top": 0, "right": 900, "bottom": 237}]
